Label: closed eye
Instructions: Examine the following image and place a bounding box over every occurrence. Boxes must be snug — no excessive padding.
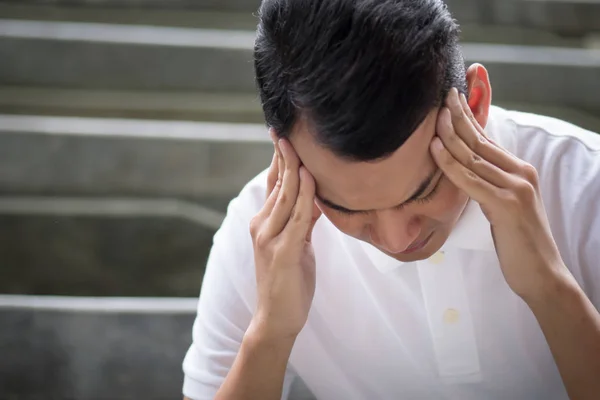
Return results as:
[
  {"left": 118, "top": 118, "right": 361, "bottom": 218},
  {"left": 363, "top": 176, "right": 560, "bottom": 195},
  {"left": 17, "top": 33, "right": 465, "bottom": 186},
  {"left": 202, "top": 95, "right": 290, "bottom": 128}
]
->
[
  {"left": 393, "top": 175, "right": 443, "bottom": 211},
  {"left": 327, "top": 173, "right": 444, "bottom": 216},
  {"left": 334, "top": 206, "right": 370, "bottom": 216}
]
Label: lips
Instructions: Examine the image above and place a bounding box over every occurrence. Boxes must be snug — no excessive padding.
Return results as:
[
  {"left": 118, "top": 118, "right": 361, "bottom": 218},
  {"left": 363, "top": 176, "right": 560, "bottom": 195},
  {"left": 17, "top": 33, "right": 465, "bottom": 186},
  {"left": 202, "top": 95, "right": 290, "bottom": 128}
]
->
[{"left": 399, "top": 232, "right": 434, "bottom": 254}]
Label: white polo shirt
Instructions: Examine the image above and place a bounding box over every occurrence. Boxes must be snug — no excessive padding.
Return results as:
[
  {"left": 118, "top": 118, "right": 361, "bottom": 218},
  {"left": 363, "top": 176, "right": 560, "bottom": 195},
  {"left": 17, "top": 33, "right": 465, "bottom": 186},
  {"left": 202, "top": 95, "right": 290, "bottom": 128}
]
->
[{"left": 182, "top": 106, "right": 600, "bottom": 400}]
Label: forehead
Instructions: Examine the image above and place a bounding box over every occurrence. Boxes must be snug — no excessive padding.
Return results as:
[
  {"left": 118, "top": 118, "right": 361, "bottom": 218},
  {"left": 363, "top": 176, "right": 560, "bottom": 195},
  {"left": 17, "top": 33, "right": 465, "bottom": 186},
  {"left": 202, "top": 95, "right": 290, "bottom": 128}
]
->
[{"left": 289, "top": 110, "right": 439, "bottom": 210}]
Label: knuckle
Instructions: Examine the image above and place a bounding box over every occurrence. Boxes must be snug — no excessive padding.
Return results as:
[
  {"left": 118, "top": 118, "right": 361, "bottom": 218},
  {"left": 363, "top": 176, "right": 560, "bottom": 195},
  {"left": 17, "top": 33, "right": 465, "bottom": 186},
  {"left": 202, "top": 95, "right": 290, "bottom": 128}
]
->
[
  {"left": 454, "top": 108, "right": 466, "bottom": 124},
  {"left": 468, "top": 113, "right": 478, "bottom": 127},
  {"left": 471, "top": 134, "right": 485, "bottom": 152},
  {"left": 291, "top": 208, "right": 304, "bottom": 223},
  {"left": 466, "top": 153, "right": 483, "bottom": 170},
  {"left": 439, "top": 150, "right": 454, "bottom": 166},
  {"left": 255, "top": 231, "right": 270, "bottom": 248},
  {"left": 249, "top": 216, "right": 262, "bottom": 237},
  {"left": 277, "top": 191, "right": 288, "bottom": 205},
  {"left": 465, "top": 168, "right": 480, "bottom": 183},
  {"left": 521, "top": 162, "right": 539, "bottom": 183},
  {"left": 515, "top": 180, "right": 536, "bottom": 202}
]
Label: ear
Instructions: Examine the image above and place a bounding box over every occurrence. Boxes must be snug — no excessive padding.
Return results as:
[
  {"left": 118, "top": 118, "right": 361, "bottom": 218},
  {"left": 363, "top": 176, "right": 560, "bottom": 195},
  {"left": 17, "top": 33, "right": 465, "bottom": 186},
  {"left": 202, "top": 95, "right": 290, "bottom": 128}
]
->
[{"left": 465, "top": 63, "right": 492, "bottom": 129}]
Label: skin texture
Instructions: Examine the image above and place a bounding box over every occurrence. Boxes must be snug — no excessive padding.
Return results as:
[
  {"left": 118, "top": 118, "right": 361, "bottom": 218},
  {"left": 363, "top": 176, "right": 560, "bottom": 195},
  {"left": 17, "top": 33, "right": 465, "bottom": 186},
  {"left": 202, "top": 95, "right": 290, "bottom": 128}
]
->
[{"left": 290, "top": 64, "right": 489, "bottom": 262}]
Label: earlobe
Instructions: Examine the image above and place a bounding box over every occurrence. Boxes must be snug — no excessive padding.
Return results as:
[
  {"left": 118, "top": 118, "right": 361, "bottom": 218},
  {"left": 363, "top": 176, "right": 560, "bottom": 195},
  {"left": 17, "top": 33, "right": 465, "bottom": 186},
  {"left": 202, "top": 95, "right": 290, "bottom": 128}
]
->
[{"left": 465, "top": 63, "right": 492, "bottom": 128}]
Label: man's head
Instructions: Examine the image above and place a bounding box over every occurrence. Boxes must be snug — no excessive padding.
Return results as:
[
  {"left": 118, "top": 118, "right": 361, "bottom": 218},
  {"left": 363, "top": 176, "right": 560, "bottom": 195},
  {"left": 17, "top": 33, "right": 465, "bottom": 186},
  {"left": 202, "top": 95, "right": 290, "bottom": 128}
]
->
[{"left": 254, "top": 0, "right": 492, "bottom": 262}]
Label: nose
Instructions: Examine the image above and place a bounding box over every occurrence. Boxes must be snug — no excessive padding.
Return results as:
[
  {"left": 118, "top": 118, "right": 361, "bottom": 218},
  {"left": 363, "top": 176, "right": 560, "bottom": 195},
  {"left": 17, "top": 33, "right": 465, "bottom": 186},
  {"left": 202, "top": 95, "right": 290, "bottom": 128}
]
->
[{"left": 369, "top": 211, "right": 422, "bottom": 254}]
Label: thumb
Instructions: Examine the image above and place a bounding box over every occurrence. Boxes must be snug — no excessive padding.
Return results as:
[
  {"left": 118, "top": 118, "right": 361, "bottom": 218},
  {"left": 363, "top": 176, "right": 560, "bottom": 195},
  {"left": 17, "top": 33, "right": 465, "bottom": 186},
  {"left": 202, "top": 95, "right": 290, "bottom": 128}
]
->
[{"left": 306, "top": 202, "right": 323, "bottom": 243}]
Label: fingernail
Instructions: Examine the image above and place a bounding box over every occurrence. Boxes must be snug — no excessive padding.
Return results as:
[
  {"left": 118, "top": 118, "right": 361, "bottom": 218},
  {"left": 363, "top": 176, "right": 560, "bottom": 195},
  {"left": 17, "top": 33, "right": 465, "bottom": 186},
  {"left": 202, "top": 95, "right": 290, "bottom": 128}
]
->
[{"left": 432, "top": 137, "right": 444, "bottom": 152}]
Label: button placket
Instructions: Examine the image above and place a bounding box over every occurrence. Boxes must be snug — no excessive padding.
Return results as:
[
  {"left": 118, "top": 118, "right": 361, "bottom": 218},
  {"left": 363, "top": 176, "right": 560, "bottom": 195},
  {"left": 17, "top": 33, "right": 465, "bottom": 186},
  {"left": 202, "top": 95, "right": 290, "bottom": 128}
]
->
[{"left": 417, "top": 250, "right": 481, "bottom": 383}]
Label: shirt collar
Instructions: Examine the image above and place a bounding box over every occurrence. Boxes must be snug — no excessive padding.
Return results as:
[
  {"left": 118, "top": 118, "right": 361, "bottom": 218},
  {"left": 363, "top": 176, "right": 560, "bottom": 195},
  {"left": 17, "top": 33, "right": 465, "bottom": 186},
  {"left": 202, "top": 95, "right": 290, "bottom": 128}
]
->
[
  {"left": 360, "top": 107, "right": 508, "bottom": 273},
  {"left": 360, "top": 199, "right": 495, "bottom": 273}
]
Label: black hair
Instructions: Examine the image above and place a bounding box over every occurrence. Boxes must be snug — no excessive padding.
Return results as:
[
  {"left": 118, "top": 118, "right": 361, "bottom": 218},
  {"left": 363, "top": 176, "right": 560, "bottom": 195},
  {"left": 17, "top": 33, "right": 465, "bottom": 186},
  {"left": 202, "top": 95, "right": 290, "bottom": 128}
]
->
[{"left": 254, "top": 0, "right": 467, "bottom": 161}]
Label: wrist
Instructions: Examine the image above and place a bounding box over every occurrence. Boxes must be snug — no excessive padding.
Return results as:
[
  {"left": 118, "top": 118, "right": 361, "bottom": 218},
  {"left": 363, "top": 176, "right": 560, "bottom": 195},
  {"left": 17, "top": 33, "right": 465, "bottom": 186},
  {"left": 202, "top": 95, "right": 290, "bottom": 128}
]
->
[
  {"left": 521, "top": 266, "right": 581, "bottom": 309},
  {"left": 245, "top": 318, "right": 298, "bottom": 351}
]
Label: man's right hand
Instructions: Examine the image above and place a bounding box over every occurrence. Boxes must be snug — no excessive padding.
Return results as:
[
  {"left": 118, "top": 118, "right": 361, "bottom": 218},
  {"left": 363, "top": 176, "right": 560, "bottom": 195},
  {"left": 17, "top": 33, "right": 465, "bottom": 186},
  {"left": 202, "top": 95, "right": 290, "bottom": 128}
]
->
[
  {"left": 212, "top": 131, "right": 321, "bottom": 400},
  {"left": 248, "top": 129, "right": 322, "bottom": 341}
]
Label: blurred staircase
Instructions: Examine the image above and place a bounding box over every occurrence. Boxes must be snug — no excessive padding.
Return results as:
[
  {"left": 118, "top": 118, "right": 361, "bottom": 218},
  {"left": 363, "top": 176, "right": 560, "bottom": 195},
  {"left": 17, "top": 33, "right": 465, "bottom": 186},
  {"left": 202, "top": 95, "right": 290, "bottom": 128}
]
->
[{"left": 1, "top": 0, "right": 600, "bottom": 399}]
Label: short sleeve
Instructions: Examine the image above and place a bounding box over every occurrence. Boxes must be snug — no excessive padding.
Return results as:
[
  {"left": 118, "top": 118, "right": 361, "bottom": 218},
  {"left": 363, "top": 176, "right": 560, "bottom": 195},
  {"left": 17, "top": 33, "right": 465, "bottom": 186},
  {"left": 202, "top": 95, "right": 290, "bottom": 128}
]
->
[{"left": 182, "top": 184, "right": 298, "bottom": 399}]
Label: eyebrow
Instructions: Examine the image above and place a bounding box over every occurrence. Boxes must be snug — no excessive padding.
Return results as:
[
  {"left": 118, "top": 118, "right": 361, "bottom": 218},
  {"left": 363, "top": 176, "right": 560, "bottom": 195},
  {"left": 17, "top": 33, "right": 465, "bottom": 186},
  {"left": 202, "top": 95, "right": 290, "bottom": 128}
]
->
[{"left": 316, "top": 168, "right": 440, "bottom": 214}]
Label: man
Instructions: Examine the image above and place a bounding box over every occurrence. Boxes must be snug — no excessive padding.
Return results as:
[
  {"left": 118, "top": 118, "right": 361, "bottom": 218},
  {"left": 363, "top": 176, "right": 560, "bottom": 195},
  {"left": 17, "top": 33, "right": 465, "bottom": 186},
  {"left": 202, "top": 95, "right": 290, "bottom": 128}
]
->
[{"left": 183, "top": 0, "right": 600, "bottom": 399}]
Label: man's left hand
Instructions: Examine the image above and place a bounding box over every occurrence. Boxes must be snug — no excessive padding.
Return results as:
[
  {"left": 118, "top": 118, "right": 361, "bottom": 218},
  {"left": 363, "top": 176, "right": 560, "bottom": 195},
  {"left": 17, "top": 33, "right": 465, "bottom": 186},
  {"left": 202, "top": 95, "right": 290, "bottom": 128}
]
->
[{"left": 430, "top": 88, "right": 570, "bottom": 301}]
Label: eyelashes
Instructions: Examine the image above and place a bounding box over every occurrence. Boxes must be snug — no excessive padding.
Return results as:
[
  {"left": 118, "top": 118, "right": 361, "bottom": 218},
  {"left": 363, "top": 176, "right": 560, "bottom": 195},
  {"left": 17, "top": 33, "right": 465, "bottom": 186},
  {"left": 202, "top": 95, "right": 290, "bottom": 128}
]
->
[
  {"left": 336, "top": 176, "right": 444, "bottom": 217},
  {"left": 336, "top": 207, "right": 369, "bottom": 216},
  {"left": 399, "top": 176, "right": 443, "bottom": 209}
]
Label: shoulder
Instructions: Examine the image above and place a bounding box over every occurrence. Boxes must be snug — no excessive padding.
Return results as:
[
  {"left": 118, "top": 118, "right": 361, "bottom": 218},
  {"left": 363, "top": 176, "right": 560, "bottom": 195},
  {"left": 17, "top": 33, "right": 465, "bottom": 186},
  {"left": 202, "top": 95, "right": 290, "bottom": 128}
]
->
[
  {"left": 496, "top": 107, "right": 600, "bottom": 154},
  {"left": 226, "top": 168, "right": 269, "bottom": 224},
  {"left": 208, "top": 168, "right": 269, "bottom": 270},
  {"left": 489, "top": 107, "right": 600, "bottom": 185},
  {"left": 491, "top": 107, "right": 600, "bottom": 284}
]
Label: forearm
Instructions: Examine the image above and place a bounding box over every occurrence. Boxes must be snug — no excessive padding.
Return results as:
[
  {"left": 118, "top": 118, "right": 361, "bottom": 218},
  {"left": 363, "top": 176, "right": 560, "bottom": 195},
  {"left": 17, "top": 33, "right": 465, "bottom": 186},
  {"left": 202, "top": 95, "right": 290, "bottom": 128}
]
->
[
  {"left": 215, "top": 321, "right": 296, "bottom": 400},
  {"left": 525, "top": 270, "right": 600, "bottom": 400}
]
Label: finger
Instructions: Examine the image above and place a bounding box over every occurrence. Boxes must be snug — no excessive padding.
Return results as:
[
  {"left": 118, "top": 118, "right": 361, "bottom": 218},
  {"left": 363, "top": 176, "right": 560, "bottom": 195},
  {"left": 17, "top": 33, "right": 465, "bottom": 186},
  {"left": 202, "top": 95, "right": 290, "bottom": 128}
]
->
[
  {"left": 458, "top": 92, "right": 517, "bottom": 158},
  {"left": 256, "top": 179, "right": 281, "bottom": 222},
  {"left": 431, "top": 136, "right": 515, "bottom": 205},
  {"left": 447, "top": 88, "right": 521, "bottom": 174},
  {"left": 277, "top": 140, "right": 284, "bottom": 184},
  {"left": 284, "top": 166, "right": 318, "bottom": 242},
  {"left": 264, "top": 138, "right": 301, "bottom": 237},
  {"left": 436, "top": 108, "right": 514, "bottom": 188},
  {"left": 266, "top": 149, "right": 278, "bottom": 199},
  {"left": 456, "top": 89, "right": 486, "bottom": 137},
  {"left": 305, "top": 202, "right": 323, "bottom": 243},
  {"left": 257, "top": 140, "right": 280, "bottom": 221}
]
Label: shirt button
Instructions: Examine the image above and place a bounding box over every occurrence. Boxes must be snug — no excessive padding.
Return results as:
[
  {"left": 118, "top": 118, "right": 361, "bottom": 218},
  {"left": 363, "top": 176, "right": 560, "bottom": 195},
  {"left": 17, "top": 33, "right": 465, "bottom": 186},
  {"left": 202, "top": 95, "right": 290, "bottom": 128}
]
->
[
  {"left": 443, "top": 308, "right": 460, "bottom": 324},
  {"left": 429, "top": 251, "right": 445, "bottom": 264}
]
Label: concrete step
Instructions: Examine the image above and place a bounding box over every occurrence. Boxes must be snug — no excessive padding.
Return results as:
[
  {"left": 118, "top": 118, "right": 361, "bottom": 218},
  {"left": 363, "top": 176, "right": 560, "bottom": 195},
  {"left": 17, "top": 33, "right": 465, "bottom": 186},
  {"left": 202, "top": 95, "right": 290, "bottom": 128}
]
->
[
  {"left": 461, "top": 43, "right": 600, "bottom": 113},
  {"left": 3, "top": 0, "right": 600, "bottom": 34},
  {"left": 0, "top": 86, "right": 263, "bottom": 123},
  {"left": 0, "top": 115, "right": 272, "bottom": 200},
  {"left": 445, "top": 0, "right": 600, "bottom": 36},
  {"left": 0, "top": 0, "right": 262, "bottom": 13},
  {"left": 0, "top": 3, "right": 259, "bottom": 30},
  {"left": 0, "top": 299, "right": 198, "bottom": 400},
  {"left": 2, "top": 19, "right": 600, "bottom": 111},
  {"left": 497, "top": 0, "right": 600, "bottom": 36},
  {"left": 0, "top": 3, "right": 591, "bottom": 47},
  {"left": 0, "top": 211, "right": 215, "bottom": 297},
  {"left": 0, "top": 19, "right": 256, "bottom": 92},
  {"left": 0, "top": 296, "right": 316, "bottom": 399}
]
